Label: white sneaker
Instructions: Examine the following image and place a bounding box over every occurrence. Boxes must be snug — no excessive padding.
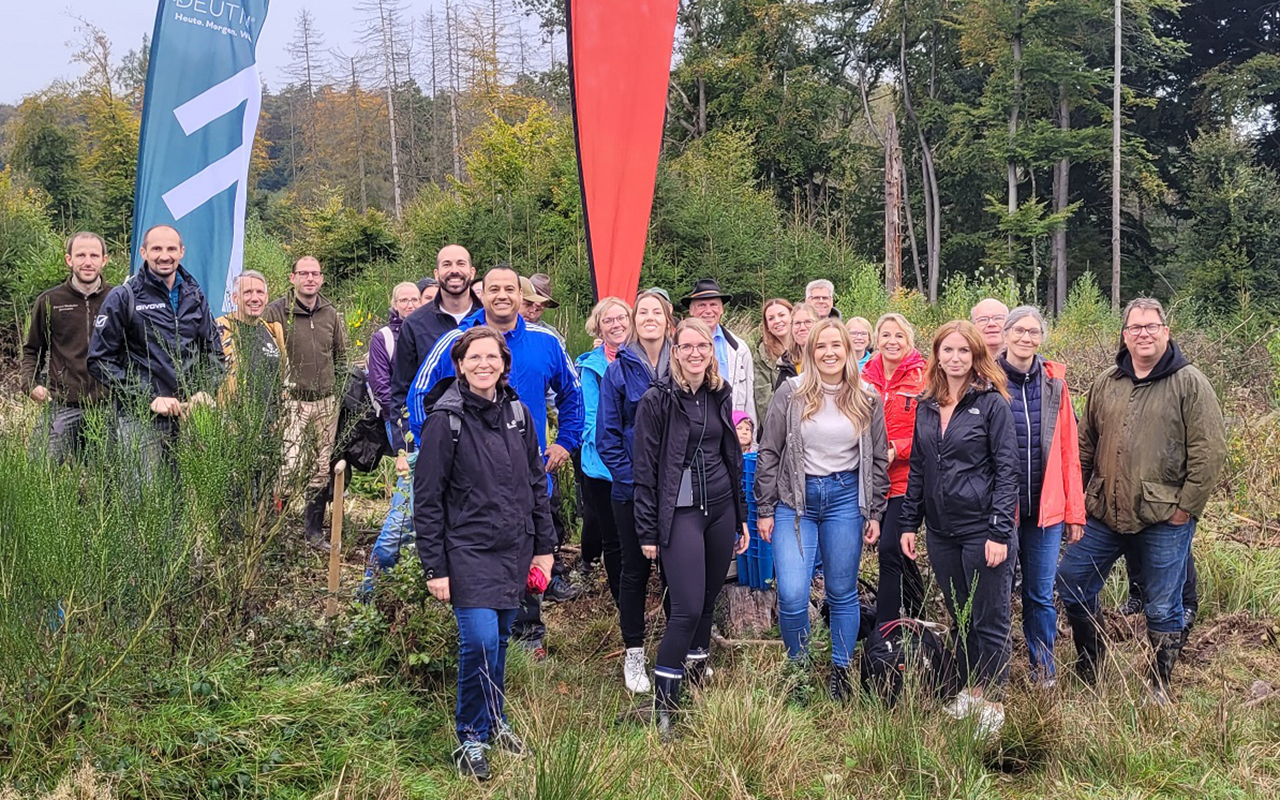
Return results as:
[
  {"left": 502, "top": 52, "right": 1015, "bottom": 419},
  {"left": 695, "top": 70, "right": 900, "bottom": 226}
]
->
[
  {"left": 943, "top": 689, "right": 981, "bottom": 719},
  {"left": 974, "top": 700, "right": 1006, "bottom": 739},
  {"left": 624, "top": 648, "right": 651, "bottom": 693}
]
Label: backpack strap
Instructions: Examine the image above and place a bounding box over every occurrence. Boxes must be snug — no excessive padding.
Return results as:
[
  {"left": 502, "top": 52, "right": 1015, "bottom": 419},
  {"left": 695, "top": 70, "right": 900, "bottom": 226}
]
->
[
  {"left": 449, "top": 412, "right": 462, "bottom": 445},
  {"left": 449, "top": 400, "right": 525, "bottom": 446}
]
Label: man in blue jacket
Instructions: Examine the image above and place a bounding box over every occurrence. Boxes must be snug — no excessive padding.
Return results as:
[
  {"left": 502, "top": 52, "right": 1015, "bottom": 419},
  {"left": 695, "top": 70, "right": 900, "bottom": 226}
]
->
[
  {"left": 409, "top": 264, "right": 583, "bottom": 657},
  {"left": 88, "top": 224, "right": 224, "bottom": 481}
]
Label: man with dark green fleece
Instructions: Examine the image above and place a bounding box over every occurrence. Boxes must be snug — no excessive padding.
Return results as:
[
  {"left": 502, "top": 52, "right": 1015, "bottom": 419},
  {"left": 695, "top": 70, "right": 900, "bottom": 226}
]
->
[
  {"left": 263, "top": 256, "right": 348, "bottom": 550},
  {"left": 21, "top": 232, "right": 114, "bottom": 461}
]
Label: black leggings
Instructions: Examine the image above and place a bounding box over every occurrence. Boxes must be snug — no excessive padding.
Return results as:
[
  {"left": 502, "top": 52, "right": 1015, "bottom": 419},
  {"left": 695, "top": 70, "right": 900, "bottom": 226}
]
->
[
  {"left": 614, "top": 498, "right": 652, "bottom": 648},
  {"left": 875, "top": 495, "right": 926, "bottom": 630},
  {"left": 655, "top": 499, "right": 737, "bottom": 671},
  {"left": 581, "top": 475, "right": 621, "bottom": 600}
]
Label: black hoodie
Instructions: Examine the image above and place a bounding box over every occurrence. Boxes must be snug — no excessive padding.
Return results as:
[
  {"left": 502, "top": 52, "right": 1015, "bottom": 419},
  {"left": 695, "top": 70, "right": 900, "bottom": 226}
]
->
[
  {"left": 1115, "top": 339, "right": 1189, "bottom": 385},
  {"left": 412, "top": 378, "right": 556, "bottom": 609}
]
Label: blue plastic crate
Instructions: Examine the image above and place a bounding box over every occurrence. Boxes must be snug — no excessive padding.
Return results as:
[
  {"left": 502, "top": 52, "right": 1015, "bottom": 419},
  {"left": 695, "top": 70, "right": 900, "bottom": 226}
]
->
[{"left": 737, "top": 453, "right": 773, "bottom": 589}]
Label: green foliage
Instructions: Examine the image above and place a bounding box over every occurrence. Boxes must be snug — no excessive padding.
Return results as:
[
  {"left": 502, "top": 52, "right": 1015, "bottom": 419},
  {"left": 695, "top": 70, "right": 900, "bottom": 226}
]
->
[
  {"left": 0, "top": 169, "right": 65, "bottom": 336},
  {"left": 5, "top": 95, "right": 93, "bottom": 227},
  {"left": 299, "top": 193, "right": 401, "bottom": 285},
  {"left": 345, "top": 560, "right": 460, "bottom": 679}
]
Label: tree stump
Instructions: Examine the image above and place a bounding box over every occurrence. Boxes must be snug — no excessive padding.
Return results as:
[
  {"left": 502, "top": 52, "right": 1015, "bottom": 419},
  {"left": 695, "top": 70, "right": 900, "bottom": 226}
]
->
[{"left": 721, "top": 584, "right": 777, "bottom": 639}]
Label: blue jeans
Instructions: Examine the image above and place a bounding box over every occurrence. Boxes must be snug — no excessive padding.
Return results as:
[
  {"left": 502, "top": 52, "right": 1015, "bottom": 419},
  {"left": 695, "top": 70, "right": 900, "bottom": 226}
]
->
[
  {"left": 1018, "top": 519, "right": 1063, "bottom": 679},
  {"left": 1057, "top": 516, "right": 1195, "bottom": 634},
  {"left": 453, "top": 606, "right": 517, "bottom": 743},
  {"left": 772, "top": 472, "right": 863, "bottom": 667},
  {"left": 367, "top": 424, "right": 414, "bottom": 577}
]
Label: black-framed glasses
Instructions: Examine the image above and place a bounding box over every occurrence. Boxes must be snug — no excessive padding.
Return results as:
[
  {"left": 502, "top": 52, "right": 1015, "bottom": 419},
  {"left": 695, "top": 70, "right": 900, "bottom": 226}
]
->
[{"left": 1123, "top": 323, "right": 1165, "bottom": 336}]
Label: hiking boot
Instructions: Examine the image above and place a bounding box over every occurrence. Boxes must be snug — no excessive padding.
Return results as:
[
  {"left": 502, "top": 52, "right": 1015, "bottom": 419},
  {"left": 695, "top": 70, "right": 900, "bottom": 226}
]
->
[
  {"left": 653, "top": 670, "right": 683, "bottom": 742},
  {"left": 1147, "top": 630, "right": 1182, "bottom": 706},
  {"left": 453, "top": 739, "right": 491, "bottom": 781},
  {"left": 624, "top": 648, "right": 651, "bottom": 694},
  {"left": 828, "top": 663, "right": 853, "bottom": 703},
  {"left": 543, "top": 576, "right": 581, "bottom": 603},
  {"left": 303, "top": 494, "right": 330, "bottom": 552},
  {"left": 1066, "top": 613, "right": 1105, "bottom": 686},
  {"left": 492, "top": 721, "right": 531, "bottom": 758},
  {"left": 684, "top": 649, "right": 711, "bottom": 689},
  {"left": 1118, "top": 595, "right": 1144, "bottom": 616}
]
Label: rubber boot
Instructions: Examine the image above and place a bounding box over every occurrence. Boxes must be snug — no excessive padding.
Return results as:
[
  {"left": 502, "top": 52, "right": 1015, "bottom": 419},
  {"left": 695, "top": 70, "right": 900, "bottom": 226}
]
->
[
  {"left": 828, "top": 663, "right": 853, "bottom": 703},
  {"left": 684, "top": 649, "right": 710, "bottom": 690},
  {"left": 303, "top": 492, "right": 330, "bottom": 551},
  {"left": 1147, "top": 630, "right": 1182, "bottom": 706},
  {"left": 1066, "top": 613, "right": 1105, "bottom": 686},
  {"left": 653, "top": 671, "right": 682, "bottom": 742}
]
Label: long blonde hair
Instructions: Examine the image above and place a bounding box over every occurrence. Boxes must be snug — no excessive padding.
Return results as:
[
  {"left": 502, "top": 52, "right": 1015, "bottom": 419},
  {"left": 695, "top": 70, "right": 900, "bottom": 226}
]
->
[
  {"left": 670, "top": 318, "right": 725, "bottom": 392},
  {"left": 795, "top": 318, "right": 876, "bottom": 430},
  {"left": 922, "top": 320, "right": 1009, "bottom": 403}
]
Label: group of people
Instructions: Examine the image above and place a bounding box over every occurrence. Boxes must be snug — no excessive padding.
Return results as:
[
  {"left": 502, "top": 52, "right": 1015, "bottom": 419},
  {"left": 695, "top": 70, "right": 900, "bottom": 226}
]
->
[{"left": 20, "top": 231, "right": 1228, "bottom": 781}]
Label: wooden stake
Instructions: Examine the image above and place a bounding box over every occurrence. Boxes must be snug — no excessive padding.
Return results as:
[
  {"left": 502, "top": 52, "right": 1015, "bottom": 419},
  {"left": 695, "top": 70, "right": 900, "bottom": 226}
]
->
[{"left": 325, "top": 459, "right": 348, "bottom": 619}]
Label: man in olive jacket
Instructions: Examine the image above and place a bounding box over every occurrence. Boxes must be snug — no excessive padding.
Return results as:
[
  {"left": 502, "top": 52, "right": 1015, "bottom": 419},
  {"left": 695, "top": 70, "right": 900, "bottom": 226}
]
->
[
  {"left": 1057, "top": 298, "right": 1226, "bottom": 704},
  {"left": 263, "top": 256, "right": 348, "bottom": 549}
]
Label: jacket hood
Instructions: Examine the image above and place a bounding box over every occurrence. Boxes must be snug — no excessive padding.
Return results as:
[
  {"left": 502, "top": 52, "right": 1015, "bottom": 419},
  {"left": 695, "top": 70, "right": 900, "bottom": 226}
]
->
[
  {"left": 576, "top": 344, "right": 610, "bottom": 376},
  {"left": 621, "top": 339, "right": 671, "bottom": 380},
  {"left": 1115, "top": 339, "right": 1189, "bottom": 384},
  {"left": 387, "top": 308, "right": 405, "bottom": 329},
  {"left": 862, "top": 348, "right": 926, "bottom": 388}
]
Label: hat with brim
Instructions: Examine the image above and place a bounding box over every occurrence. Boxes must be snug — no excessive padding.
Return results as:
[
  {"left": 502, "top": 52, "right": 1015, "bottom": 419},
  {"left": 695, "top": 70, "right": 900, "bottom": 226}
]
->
[
  {"left": 680, "top": 278, "right": 732, "bottom": 308},
  {"left": 519, "top": 276, "right": 553, "bottom": 305},
  {"left": 529, "top": 273, "right": 560, "bottom": 308}
]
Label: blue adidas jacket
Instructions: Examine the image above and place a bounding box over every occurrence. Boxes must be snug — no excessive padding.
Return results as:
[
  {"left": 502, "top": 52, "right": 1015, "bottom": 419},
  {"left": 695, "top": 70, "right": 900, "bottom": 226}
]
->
[{"left": 407, "top": 311, "right": 583, "bottom": 454}]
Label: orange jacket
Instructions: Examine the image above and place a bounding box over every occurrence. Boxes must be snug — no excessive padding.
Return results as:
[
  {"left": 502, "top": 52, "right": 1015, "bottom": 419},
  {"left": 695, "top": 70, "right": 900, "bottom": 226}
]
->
[
  {"left": 1037, "top": 360, "right": 1086, "bottom": 528},
  {"left": 862, "top": 349, "right": 927, "bottom": 498}
]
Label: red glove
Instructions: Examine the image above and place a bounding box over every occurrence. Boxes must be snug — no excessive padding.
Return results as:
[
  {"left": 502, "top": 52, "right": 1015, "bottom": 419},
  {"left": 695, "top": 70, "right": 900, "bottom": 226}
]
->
[{"left": 527, "top": 564, "right": 549, "bottom": 594}]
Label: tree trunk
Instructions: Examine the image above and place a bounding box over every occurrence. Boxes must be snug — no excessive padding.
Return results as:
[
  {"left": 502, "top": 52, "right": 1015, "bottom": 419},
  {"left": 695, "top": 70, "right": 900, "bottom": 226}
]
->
[
  {"left": 900, "top": 12, "right": 941, "bottom": 303},
  {"left": 902, "top": 160, "right": 924, "bottom": 294},
  {"left": 377, "top": 0, "right": 403, "bottom": 220},
  {"left": 1111, "top": 0, "right": 1122, "bottom": 311},
  {"left": 721, "top": 584, "right": 776, "bottom": 639},
  {"left": 1008, "top": 14, "right": 1022, "bottom": 255},
  {"left": 351, "top": 57, "right": 368, "bottom": 213},
  {"left": 1052, "top": 85, "right": 1070, "bottom": 315},
  {"left": 446, "top": 2, "right": 463, "bottom": 180},
  {"left": 885, "top": 111, "right": 903, "bottom": 292}
]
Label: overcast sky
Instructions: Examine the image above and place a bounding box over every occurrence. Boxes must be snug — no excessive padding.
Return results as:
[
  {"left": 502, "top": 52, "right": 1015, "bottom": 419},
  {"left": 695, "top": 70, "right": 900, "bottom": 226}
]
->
[{"left": 2, "top": 0, "right": 548, "bottom": 105}]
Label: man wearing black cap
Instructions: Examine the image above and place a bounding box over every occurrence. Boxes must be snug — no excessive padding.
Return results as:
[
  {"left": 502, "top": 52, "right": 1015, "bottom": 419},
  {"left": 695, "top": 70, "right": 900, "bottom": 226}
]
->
[{"left": 681, "top": 278, "right": 756, "bottom": 424}]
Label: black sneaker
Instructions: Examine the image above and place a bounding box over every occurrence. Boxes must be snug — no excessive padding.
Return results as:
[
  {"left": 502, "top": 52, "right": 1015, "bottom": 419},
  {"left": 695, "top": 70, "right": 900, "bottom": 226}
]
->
[
  {"left": 544, "top": 576, "right": 581, "bottom": 603},
  {"left": 493, "top": 722, "right": 531, "bottom": 758},
  {"left": 1118, "top": 596, "right": 1144, "bottom": 616},
  {"left": 453, "top": 739, "right": 491, "bottom": 781}
]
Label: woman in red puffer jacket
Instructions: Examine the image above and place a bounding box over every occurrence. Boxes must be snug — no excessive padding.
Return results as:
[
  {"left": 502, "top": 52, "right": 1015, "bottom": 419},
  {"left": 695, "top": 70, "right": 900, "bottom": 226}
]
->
[{"left": 860, "top": 313, "right": 928, "bottom": 637}]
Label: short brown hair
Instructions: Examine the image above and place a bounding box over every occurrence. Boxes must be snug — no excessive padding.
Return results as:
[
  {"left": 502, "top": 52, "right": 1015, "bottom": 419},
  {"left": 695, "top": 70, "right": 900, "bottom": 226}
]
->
[
  {"left": 450, "top": 327, "right": 512, "bottom": 391},
  {"left": 1122, "top": 297, "right": 1166, "bottom": 327},
  {"left": 65, "top": 231, "right": 106, "bottom": 255}
]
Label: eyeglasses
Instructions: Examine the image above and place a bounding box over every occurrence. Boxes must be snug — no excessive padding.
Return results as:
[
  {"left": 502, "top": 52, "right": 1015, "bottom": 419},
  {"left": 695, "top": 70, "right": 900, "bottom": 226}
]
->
[
  {"left": 847, "top": 331, "right": 870, "bottom": 339},
  {"left": 974, "top": 315, "right": 1006, "bottom": 326},
  {"left": 793, "top": 320, "right": 816, "bottom": 330},
  {"left": 1124, "top": 323, "right": 1165, "bottom": 337},
  {"left": 293, "top": 271, "right": 322, "bottom": 278},
  {"left": 463, "top": 354, "right": 504, "bottom": 366},
  {"left": 1009, "top": 326, "right": 1042, "bottom": 340},
  {"left": 600, "top": 314, "right": 630, "bottom": 327},
  {"left": 676, "top": 343, "right": 713, "bottom": 355}
]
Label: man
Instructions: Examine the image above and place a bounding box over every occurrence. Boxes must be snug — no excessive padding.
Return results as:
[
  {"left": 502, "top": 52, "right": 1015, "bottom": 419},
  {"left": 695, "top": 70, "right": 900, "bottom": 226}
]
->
[
  {"left": 519, "top": 275, "right": 561, "bottom": 339},
  {"left": 389, "top": 245, "right": 481, "bottom": 453},
  {"left": 970, "top": 297, "right": 1009, "bottom": 356},
  {"left": 409, "top": 265, "right": 584, "bottom": 656},
  {"left": 214, "top": 270, "right": 286, "bottom": 407},
  {"left": 22, "top": 232, "right": 114, "bottom": 461},
  {"left": 805, "top": 279, "right": 840, "bottom": 319},
  {"left": 88, "top": 225, "right": 223, "bottom": 478},
  {"left": 363, "top": 282, "right": 422, "bottom": 588},
  {"left": 1057, "top": 298, "right": 1226, "bottom": 704},
  {"left": 263, "top": 256, "right": 348, "bottom": 550},
  {"left": 681, "top": 278, "right": 756, "bottom": 424}
]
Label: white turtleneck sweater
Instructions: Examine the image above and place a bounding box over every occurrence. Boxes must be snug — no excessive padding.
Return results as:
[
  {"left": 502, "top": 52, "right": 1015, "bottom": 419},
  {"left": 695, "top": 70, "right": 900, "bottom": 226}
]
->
[{"left": 801, "top": 382, "right": 861, "bottom": 476}]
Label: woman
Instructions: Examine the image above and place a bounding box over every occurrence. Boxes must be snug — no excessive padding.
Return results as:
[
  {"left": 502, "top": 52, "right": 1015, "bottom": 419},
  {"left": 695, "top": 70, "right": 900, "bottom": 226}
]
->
[
  {"left": 899, "top": 320, "right": 1017, "bottom": 737},
  {"left": 860, "top": 313, "right": 928, "bottom": 635},
  {"left": 997, "top": 306, "right": 1085, "bottom": 686},
  {"left": 598, "top": 290, "right": 674, "bottom": 694},
  {"left": 576, "top": 297, "right": 633, "bottom": 597},
  {"left": 754, "top": 298, "right": 793, "bottom": 415},
  {"left": 756, "top": 319, "right": 890, "bottom": 700},
  {"left": 845, "top": 316, "right": 874, "bottom": 370},
  {"left": 775, "top": 303, "right": 819, "bottom": 389},
  {"left": 413, "top": 327, "right": 556, "bottom": 781},
  {"left": 634, "top": 319, "right": 749, "bottom": 738}
]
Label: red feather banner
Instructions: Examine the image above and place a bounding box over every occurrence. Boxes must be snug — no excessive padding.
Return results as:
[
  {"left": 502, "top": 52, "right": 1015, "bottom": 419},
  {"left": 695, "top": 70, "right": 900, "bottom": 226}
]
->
[{"left": 568, "top": 0, "right": 680, "bottom": 303}]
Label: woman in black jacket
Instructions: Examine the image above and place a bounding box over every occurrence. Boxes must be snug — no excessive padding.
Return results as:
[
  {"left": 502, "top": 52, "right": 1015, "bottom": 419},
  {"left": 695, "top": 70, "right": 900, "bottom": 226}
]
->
[
  {"left": 414, "top": 327, "right": 556, "bottom": 782},
  {"left": 634, "top": 318, "right": 749, "bottom": 739},
  {"left": 899, "top": 320, "right": 1018, "bottom": 738}
]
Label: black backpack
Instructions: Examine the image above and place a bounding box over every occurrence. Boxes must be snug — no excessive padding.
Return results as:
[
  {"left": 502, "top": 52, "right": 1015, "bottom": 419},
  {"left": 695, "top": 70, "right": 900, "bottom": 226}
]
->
[
  {"left": 859, "top": 619, "right": 955, "bottom": 706},
  {"left": 335, "top": 364, "right": 393, "bottom": 473}
]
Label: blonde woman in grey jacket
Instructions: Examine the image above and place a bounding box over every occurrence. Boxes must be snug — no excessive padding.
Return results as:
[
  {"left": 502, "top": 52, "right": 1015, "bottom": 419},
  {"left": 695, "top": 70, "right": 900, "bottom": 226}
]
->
[{"left": 755, "top": 318, "right": 890, "bottom": 700}]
